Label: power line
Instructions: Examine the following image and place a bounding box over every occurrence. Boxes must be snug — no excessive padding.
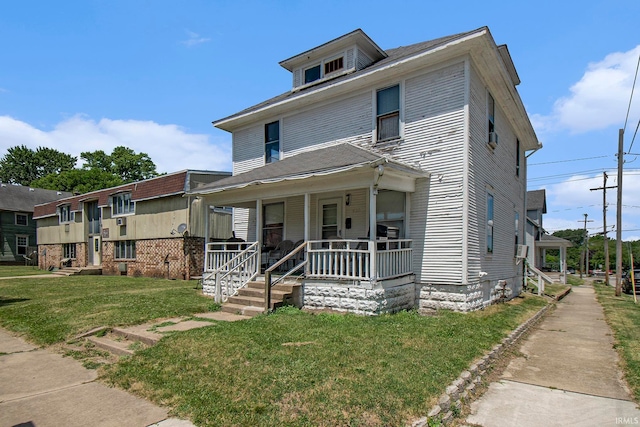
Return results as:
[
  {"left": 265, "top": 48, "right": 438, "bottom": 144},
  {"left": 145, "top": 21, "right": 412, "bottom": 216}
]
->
[
  {"left": 528, "top": 155, "right": 610, "bottom": 166},
  {"left": 624, "top": 52, "right": 640, "bottom": 134}
]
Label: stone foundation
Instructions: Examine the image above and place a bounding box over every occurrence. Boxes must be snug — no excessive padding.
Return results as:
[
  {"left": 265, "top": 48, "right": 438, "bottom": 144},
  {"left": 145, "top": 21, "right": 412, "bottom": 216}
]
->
[
  {"left": 417, "top": 279, "right": 519, "bottom": 312},
  {"left": 303, "top": 281, "right": 415, "bottom": 315}
]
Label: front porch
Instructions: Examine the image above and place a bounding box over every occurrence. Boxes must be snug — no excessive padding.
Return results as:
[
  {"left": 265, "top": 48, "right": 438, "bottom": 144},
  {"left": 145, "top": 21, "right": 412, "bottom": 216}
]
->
[{"left": 202, "top": 238, "right": 415, "bottom": 315}]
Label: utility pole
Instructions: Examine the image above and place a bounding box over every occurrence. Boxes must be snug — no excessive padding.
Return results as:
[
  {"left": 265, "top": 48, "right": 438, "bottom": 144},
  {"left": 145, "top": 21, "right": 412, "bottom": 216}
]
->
[
  {"left": 590, "top": 172, "right": 616, "bottom": 286},
  {"left": 580, "top": 214, "right": 594, "bottom": 278},
  {"left": 616, "top": 129, "right": 624, "bottom": 296}
]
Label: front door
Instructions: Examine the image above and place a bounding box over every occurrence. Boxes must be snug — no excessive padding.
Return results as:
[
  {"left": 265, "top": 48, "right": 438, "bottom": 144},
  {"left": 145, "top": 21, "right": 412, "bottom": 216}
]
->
[
  {"left": 319, "top": 198, "right": 342, "bottom": 239},
  {"left": 90, "top": 236, "right": 101, "bottom": 266}
]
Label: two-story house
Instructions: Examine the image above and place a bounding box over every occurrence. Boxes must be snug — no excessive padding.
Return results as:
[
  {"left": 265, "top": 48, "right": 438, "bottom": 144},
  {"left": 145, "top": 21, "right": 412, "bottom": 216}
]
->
[
  {"left": 34, "top": 170, "right": 231, "bottom": 279},
  {"left": 191, "top": 27, "right": 541, "bottom": 314},
  {"left": 0, "top": 184, "right": 71, "bottom": 264},
  {"left": 525, "top": 189, "right": 571, "bottom": 282}
]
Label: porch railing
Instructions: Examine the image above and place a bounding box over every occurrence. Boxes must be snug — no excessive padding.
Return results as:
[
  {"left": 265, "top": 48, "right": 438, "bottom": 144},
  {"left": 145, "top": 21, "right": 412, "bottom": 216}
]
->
[
  {"left": 307, "top": 239, "right": 413, "bottom": 281},
  {"left": 204, "top": 241, "right": 259, "bottom": 303}
]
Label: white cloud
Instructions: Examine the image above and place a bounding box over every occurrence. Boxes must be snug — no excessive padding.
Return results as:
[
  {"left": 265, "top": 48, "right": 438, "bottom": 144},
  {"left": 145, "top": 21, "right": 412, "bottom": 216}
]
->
[
  {"left": 0, "top": 115, "right": 231, "bottom": 174},
  {"left": 181, "top": 30, "right": 211, "bottom": 47},
  {"left": 534, "top": 45, "right": 640, "bottom": 134}
]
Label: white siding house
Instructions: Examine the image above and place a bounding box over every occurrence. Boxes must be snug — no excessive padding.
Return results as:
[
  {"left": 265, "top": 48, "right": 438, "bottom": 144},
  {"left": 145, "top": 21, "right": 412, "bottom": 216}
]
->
[{"left": 191, "top": 27, "right": 541, "bottom": 313}]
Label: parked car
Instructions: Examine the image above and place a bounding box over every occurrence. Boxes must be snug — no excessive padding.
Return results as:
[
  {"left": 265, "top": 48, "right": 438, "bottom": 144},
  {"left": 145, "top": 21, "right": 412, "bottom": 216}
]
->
[{"left": 622, "top": 269, "right": 640, "bottom": 294}]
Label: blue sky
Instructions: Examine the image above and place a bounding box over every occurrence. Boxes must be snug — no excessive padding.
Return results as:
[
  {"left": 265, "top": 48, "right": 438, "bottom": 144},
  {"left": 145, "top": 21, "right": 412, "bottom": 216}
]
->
[{"left": 1, "top": 1, "right": 639, "bottom": 239}]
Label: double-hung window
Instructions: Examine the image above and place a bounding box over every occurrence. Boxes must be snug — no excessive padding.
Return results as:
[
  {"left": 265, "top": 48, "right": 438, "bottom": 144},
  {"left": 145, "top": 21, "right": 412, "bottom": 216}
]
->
[
  {"left": 487, "top": 192, "right": 494, "bottom": 254},
  {"left": 112, "top": 193, "right": 134, "bottom": 216},
  {"left": 262, "top": 202, "right": 284, "bottom": 248},
  {"left": 265, "top": 121, "right": 280, "bottom": 163},
  {"left": 115, "top": 240, "right": 136, "bottom": 259},
  {"left": 15, "top": 213, "right": 28, "bottom": 226},
  {"left": 376, "top": 85, "right": 400, "bottom": 141}
]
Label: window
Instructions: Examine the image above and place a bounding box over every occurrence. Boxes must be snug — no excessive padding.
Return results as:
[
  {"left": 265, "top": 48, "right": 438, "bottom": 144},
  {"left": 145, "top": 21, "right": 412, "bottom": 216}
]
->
[
  {"left": 59, "top": 204, "right": 74, "bottom": 223},
  {"left": 304, "top": 65, "right": 321, "bottom": 84},
  {"left": 376, "top": 190, "right": 405, "bottom": 238},
  {"left": 265, "top": 121, "right": 280, "bottom": 163},
  {"left": 263, "top": 202, "right": 284, "bottom": 248},
  {"left": 63, "top": 243, "right": 76, "bottom": 259},
  {"left": 516, "top": 139, "right": 520, "bottom": 177},
  {"left": 488, "top": 92, "right": 495, "bottom": 139},
  {"left": 377, "top": 85, "right": 400, "bottom": 141},
  {"left": 112, "top": 193, "right": 134, "bottom": 216},
  {"left": 15, "top": 213, "right": 28, "bottom": 226},
  {"left": 16, "top": 235, "right": 28, "bottom": 256},
  {"left": 324, "top": 57, "right": 343, "bottom": 75},
  {"left": 487, "top": 193, "right": 494, "bottom": 254},
  {"left": 114, "top": 240, "right": 136, "bottom": 259}
]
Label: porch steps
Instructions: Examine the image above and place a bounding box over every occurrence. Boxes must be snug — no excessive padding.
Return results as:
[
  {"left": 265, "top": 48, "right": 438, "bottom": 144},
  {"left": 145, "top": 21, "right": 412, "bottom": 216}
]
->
[
  {"left": 221, "top": 281, "right": 301, "bottom": 317},
  {"left": 52, "top": 266, "right": 103, "bottom": 276}
]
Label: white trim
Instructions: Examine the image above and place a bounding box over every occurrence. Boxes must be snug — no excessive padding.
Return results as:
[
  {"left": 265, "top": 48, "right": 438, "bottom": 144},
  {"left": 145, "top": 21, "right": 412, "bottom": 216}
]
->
[{"left": 462, "top": 58, "right": 470, "bottom": 284}]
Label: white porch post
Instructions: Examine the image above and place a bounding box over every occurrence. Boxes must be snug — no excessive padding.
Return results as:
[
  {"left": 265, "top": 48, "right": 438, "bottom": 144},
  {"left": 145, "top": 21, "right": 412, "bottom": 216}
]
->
[
  {"left": 369, "top": 185, "right": 377, "bottom": 282},
  {"left": 256, "top": 199, "right": 263, "bottom": 262},
  {"left": 204, "top": 203, "right": 210, "bottom": 271},
  {"left": 560, "top": 246, "right": 567, "bottom": 284},
  {"left": 304, "top": 193, "right": 310, "bottom": 275}
]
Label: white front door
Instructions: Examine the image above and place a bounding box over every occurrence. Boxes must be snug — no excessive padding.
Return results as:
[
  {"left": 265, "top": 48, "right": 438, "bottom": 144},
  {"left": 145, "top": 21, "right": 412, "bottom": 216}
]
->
[
  {"left": 91, "top": 236, "right": 102, "bottom": 266},
  {"left": 318, "top": 198, "right": 342, "bottom": 239}
]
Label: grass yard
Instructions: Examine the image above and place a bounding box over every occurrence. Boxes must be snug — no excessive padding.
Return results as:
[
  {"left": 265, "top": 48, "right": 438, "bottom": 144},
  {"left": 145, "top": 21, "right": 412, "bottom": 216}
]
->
[
  {"left": 103, "top": 296, "right": 547, "bottom": 427},
  {"left": 0, "top": 275, "right": 218, "bottom": 345},
  {"left": 0, "top": 265, "right": 52, "bottom": 278},
  {"left": 593, "top": 282, "right": 640, "bottom": 402}
]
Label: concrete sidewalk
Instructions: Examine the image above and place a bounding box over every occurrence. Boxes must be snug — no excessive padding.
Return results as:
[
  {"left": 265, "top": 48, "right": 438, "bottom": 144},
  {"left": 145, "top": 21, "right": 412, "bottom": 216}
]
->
[
  {"left": 466, "top": 284, "right": 640, "bottom": 426},
  {"left": 0, "top": 329, "right": 195, "bottom": 427}
]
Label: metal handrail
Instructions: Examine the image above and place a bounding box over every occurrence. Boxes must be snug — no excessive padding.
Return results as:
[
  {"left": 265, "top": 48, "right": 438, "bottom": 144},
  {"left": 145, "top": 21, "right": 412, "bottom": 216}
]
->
[{"left": 264, "top": 241, "right": 308, "bottom": 312}]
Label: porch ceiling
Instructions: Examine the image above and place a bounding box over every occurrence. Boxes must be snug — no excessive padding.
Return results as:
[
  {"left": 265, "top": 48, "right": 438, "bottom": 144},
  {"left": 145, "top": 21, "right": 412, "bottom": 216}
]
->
[
  {"left": 188, "top": 143, "right": 428, "bottom": 202},
  {"left": 537, "top": 234, "right": 573, "bottom": 249}
]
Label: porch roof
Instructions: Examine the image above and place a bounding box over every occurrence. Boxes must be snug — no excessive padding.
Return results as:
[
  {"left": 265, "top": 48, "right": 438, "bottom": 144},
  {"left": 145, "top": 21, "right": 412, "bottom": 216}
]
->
[
  {"left": 188, "top": 143, "right": 428, "bottom": 195},
  {"left": 537, "top": 234, "right": 573, "bottom": 249}
]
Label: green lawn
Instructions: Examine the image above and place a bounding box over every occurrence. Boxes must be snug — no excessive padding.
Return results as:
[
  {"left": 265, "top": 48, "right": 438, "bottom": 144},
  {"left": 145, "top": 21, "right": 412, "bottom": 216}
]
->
[
  {"left": 593, "top": 282, "right": 640, "bottom": 402},
  {"left": 0, "top": 275, "right": 217, "bottom": 345},
  {"left": 103, "top": 297, "right": 547, "bottom": 427},
  {"left": 0, "top": 265, "right": 52, "bottom": 278}
]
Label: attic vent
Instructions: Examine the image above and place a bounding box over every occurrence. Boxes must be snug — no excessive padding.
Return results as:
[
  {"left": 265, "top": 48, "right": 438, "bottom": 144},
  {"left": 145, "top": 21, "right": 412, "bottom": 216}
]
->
[{"left": 29, "top": 188, "right": 35, "bottom": 192}]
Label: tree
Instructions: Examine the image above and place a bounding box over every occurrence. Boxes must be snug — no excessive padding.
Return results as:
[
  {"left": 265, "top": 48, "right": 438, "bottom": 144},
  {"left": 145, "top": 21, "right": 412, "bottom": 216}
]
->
[
  {"left": 31, "top": 168, "right": 125, "bottom": 194},
  {"left": 81, "top": 146, "right": 158, "bottom": 183},
  {"left": 0, "top": 145, "right": 76, "bottom": 185}
]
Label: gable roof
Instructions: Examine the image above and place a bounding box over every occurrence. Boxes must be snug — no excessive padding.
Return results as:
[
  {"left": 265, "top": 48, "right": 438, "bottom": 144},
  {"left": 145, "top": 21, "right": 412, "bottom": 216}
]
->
[
  {"left": 188, "top": 143, "right": 427, "bottom": 195},
  {"left": 33, "top": 170, "right": 231, "bottom": 219},
  {"left": 0, "top": 184, "right": 71, "bottom": 213},
  {"left": 527, "top": 190, "right": 547, "bottom": 214}
]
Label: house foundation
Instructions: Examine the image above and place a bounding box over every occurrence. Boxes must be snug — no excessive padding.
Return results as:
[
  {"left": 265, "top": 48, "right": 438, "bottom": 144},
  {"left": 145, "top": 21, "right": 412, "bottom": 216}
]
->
[{"left": 416, "top": 280, "right": 517, "bottom": 312}]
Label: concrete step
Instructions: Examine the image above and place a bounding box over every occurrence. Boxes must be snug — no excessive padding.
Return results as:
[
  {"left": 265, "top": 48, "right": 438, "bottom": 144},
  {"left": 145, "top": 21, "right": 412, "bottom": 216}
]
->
[
  {"left": 111, "top": 327, "right": 160, "bottom": 346},
  {"left": 227, "top": 294, "right": 264, "bottom": 307},
  {"left": 221, "top": 303, "right": 265, "bottom": 317},
  {"left": 237, "top": 287, "right": 290, "bottom": 301},
  {"left": 87, "top": 335, "right": 135, "bottom": 357}
]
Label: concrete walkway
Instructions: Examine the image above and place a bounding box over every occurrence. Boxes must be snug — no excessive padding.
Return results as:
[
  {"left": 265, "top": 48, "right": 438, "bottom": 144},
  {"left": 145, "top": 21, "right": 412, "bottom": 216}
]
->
[
  {"left": 466, "top": 284, "right": 640, "bottom": 426},
  {"left": 0, "top": 309, "right": 250, "bottom": 426}
]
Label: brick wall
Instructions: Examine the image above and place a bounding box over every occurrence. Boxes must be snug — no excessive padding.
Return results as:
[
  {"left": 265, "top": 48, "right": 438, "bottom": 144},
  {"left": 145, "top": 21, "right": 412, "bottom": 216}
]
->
[{"left": 102, "top": 237, "right": 205, "bottom": 280}]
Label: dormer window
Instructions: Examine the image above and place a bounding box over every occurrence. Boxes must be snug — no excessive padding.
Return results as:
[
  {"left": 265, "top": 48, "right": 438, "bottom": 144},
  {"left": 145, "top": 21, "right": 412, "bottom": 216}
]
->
[
  {"left": 304, "top": 65, "right": 321, "bottom": 84},
  {"left": 324, "top": 57, "right": 343, "bottom": 75}
]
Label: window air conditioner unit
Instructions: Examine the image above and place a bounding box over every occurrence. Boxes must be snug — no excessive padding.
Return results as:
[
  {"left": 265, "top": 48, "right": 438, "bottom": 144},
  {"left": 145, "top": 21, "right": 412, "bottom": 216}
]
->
[
  {"left": 488, "top": 132, "right": 499, "bottom": 148},
  {"left": 515, "top": 244, "right": 528, "bottom": 259},
  {"left": 116, "top": 217, "right": 126, "bottom": 226}
]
